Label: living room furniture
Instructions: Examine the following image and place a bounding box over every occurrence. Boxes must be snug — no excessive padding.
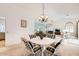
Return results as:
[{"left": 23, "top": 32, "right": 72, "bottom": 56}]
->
[{"left": 55, "top": 29, "right": 61, "bottom": 35}]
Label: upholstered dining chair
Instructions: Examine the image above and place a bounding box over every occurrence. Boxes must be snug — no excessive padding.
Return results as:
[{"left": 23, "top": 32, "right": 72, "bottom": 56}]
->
[
  {"left": 43, "top": 39, "right": 63, "bottom": 56},
  {"left": 21, "top": 38, "right": 33, "bottom": 52},
  {"left": 43, "top": 46, "right": 55, "bottom": 56},
  {"left": 54, "top": 39, "right": 63, "bottom": 49},
  {"left": 53, "top": 39, "right": 63, "bottom": 56},
  {"left": 21, "top": 38, "right": 42, "bottom": 56},
  {"left": 28, "top": 42, "right": 42, "bottom": 56},
  {"left": 33, "top": 46, "right": 42, "bottom": 56}
]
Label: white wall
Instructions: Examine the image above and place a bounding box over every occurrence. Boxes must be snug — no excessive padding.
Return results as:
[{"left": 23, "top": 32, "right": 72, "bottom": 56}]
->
[
  {"left": 0, "top": 3, "right": 42, "bottom": 46},
  {"left": 0, "top": 3, "right": 79, "bottom": 46}
]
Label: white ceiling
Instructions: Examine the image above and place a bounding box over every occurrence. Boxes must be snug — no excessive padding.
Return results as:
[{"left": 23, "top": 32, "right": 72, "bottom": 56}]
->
[
  {"left": 12, "top": 3, "right": 79, "bottom": 16},
  {"left": 0, "top": 3, "right": 79, "bottom": 17}
]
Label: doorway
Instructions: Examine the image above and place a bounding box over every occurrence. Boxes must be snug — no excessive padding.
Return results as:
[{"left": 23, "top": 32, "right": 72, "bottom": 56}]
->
[{"left": 0, "top": 17, "right": 5, "bottom": 48}]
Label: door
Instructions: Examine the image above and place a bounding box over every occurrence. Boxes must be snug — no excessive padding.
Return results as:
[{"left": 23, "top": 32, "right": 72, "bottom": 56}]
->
[{"left": 0, "top": 17, "right": 5, "bottom": 48}]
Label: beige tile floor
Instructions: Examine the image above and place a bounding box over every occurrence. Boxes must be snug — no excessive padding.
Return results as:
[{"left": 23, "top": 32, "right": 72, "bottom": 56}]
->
[
  {"left": 0, "top": 42, "right": 30, "bottom": 56},
  {"left": 0, "top": 41, "right": 79, "bottom": 56}
]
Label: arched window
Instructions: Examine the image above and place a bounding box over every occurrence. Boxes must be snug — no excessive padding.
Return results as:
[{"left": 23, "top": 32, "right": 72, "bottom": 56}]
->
[{"left": 65, "top": 22, "right": 74, "bottom": 33}]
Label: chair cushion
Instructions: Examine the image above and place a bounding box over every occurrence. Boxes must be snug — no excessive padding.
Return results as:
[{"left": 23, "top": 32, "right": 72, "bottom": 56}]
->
[
  {"left": 33, "top": 46, "right": 42, "bottom": 53},
  {"left": 43, "top": 46, "right": 55, "bottom": 56},
  {"left": 46, "top": 47, "right": 55, "bottom": 53},
  {"left": 21, "top": 39, "right": 33, "bottom": 52},
  {"left": 34, "top": 49, "right": 42, "bottom": 56}
]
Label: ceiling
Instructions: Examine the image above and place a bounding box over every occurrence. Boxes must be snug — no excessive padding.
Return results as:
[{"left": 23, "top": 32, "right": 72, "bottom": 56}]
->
[
  {"left": 0, "top": 3, "right": 79, "bottom": 17},
  {"left": 12, "top": 3, "right": 79, "bottom": 16}
]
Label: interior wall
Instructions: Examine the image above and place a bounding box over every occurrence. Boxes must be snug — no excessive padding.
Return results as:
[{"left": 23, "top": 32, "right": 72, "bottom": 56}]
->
[
  {"left": 0, "top": 4, "right": 32, "bottom": 46},
  {"left": 0, "top": 3, "right": 79, "bottom": 46}
]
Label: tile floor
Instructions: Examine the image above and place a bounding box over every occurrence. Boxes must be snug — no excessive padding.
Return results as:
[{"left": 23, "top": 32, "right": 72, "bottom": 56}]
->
[{"left": 0, "top": 42, "right": 30, "bottom": 56}]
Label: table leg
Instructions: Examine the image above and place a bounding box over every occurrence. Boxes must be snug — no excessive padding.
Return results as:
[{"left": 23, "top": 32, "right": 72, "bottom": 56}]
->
[{"left": 42, "top": 45, "right": 46, "bottom": 56}]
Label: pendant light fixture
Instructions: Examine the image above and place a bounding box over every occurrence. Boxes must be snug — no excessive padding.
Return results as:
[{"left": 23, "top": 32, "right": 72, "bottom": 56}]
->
[{"left": 38, "top": 3, "right": 48, "bottom": 22}]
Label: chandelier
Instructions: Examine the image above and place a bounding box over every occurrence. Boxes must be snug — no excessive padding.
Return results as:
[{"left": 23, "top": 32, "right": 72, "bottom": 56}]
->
[{"left": 38, "top": 3, "right": 48, "bottom": 22}]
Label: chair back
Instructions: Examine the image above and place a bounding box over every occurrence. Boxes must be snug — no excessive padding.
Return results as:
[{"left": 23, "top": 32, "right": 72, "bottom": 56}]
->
[
  {"left": 21, "top": 38, "right": 42, "bottom": 56},
  {"left": 54, "top": 39, "right": 63, "bottom": 48},
  {"left": 21, "top": 38, "right": 33, "bottom": 52},
  {"left": 43, "top": 47, "right": 55, "bottom": 56}
]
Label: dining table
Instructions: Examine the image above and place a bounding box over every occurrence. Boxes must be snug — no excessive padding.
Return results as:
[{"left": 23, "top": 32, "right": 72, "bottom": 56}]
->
[{"left": 29, "top": 37, "right": 55, "bottom": 56}]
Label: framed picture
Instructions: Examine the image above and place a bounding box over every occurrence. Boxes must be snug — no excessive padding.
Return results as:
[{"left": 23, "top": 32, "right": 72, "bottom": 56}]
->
[{"left": 21, "top": 19, "right": 27, "bottom": 28}]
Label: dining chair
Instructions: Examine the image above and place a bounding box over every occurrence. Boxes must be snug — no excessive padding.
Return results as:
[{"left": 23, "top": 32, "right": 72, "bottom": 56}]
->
[
  {"left": 53, "top": 39, "right": 63, "bottom": 56},
  {"left": 27, "top": 42, "right": 42, "bottom": 56},
  {"left": 21, "top": 38, "right": 42, "bottom": 56},
  {"left": 33, "top": 46, "right": 42, "bottom": 56},
  {"left": 43, "top": 39, "right": 63, "bottom": 56},
  {"left": 54, "top": 39, "right": 63, "bottom": 49},
  {"left": 43, "top": 46, "right": 55, "bottom": 56},
  {"left": 21, "top": 38, "right": 33, "bottom": 52}
]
